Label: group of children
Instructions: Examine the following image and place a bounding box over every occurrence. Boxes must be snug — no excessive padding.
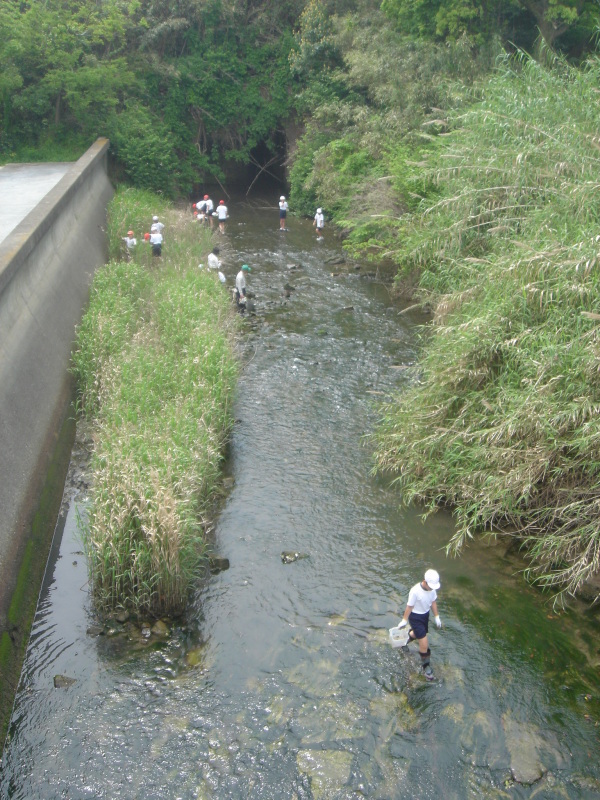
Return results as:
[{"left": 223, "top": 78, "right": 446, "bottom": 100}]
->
[
  {"left": 201, "top": 245, "right": 250, "bottom": 313},
  {"left": 279, "top": 195, "right": 325, "bottom": 239},
  {"left": 121, "top": 215, "right": 164, "bottom": 258},
  {"left": 124, "top": 195, "right": 324, "bottom": 260},
  {"left": 193, "top": 195, "right": 229, "bottom": 234}
]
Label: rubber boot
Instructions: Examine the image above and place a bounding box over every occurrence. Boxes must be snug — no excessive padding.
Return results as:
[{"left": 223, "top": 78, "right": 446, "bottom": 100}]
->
[
  {"left": 420, "top": 648, "right": 434, "bottom": 681},
  {"left": 401, "top": 629, "right": 415, "bottom": 653}
]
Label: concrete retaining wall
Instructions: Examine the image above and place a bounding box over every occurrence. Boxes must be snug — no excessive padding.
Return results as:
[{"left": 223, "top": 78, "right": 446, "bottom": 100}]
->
[{"left": 0, "top": 138, "right": 113, "bottom": 646}]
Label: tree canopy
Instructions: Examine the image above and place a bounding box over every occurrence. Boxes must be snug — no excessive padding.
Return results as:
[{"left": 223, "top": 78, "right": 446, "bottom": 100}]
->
[{"left": 380, "top": 0, "right": 598, "bottom": 49}]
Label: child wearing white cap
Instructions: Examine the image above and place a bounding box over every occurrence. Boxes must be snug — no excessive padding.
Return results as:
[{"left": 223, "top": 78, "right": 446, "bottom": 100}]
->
[
  {"left": 279, "top": 195, "right": 288, "bottom": 230},
  {"left": 151, "top": 215, "right": 164, "bottom": 235},
  {"left": 398, "top": 568, "right": 442, "bottom": 680},
  {"left": 313, "top": 207, "right": 324, "bottom": 239}
]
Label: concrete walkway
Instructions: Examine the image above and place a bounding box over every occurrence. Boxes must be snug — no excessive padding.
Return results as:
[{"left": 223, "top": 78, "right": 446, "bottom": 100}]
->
[{"left": 0, "top": 163, "right": 71, "bottom": 245}]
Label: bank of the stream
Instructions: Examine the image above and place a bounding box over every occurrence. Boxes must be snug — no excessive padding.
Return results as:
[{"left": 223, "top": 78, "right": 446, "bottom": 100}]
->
[
  {"left": 1, "top": 196, "right": 599, "bottom": 799},
  {"left": 290, "top": 38, "right": 600, "bottom": 603},
  {"left": 72, "top": 188, "right": 238, "bottom": 618}
]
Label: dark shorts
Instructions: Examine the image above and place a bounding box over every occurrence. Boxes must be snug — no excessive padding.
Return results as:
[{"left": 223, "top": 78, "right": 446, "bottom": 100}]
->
[
  {"left": 152, "top": 244, "right": 162, "bottom": 256},
  {"left": 408, "top": 611, "right": 429, "bottom": 640},
  {"left": 279, "top": 209, "right": 287, "bottom": 219}
]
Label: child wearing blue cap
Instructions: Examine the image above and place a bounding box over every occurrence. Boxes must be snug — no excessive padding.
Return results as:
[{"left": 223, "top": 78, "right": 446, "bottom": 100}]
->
[{"left": 235, "top": 264, "right": 251, "bottom": 310}]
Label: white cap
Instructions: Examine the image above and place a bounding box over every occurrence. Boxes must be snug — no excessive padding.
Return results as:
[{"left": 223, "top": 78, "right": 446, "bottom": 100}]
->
[
  {"left": 424, "top": 569, "right": 440, "bottom": 590},
  {"left": 317, "top": 208, "right": 322, "bottom": 214},
  {"left": 152, "top": 215, "right": 158, "bottom": 221},
  {"left": 280, "top": 195, "right": 285, "bottom": 200}
]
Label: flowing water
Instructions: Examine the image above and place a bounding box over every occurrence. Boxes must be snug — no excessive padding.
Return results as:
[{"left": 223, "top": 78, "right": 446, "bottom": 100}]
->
[{"left": 2, "top": 198, "right": 600, "bottom": 799}]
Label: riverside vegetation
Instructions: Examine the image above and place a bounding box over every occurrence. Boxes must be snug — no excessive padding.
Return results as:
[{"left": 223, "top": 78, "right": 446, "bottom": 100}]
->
[
  {"left": 288, "top": 9, "right": 600, "bottom": 604},
  {"left": 72, "top": 188, "right": 238, "bottom": 617}
]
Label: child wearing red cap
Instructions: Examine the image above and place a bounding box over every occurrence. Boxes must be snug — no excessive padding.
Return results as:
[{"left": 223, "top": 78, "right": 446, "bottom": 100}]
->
[{"left": 216, "top": 200, "right": 228, "bottom": 234}]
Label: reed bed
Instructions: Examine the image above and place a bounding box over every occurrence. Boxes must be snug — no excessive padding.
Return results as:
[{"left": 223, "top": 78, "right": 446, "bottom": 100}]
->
[
  {"left": 73, "top": 188, "right": 238, "bottom": 617},
  {"left": 373, "top": 52, "right": 600, "bottom": 604}
]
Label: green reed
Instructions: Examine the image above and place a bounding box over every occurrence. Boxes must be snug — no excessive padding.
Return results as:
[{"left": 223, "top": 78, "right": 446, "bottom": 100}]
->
[
  {"left": 73, "top": 188, "right": 238, "bottom": 618},
  {"left": 373, "top": 52, "right": 600, "bottom": 604}
]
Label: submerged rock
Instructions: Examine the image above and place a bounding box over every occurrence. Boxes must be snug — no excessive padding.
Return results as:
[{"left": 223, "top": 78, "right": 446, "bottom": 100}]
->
[
  {"left": 296, "top": 749, "right": 353, "bottom": 799},
  {"left": 54, "top": 675, "right": 76, "bottom": 689},
  {"left": 281, "top": 551, "right": 309, "bottom": 564},
  {"left": 502, "top": 713, "right": 568, "bottom": 785},
  {"left": 115, "top": 609, "right": 129, "bottom": 624}
]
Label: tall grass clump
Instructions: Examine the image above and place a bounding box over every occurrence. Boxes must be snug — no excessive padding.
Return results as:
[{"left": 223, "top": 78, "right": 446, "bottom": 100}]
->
[
  {"left": 373, "top": 51, "right": 600, "bottom": 604},
  {"left": 73, "top": 188, "right": 238, "bottom": 618}
]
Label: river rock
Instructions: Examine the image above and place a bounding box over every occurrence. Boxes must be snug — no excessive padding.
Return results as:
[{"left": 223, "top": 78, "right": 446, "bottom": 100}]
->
[
  {"left": 86, "top": 624, "right": 105, "bottom": 637},
  {"left": 281, "top": 551, "right": 309, "bottom": 564},
  {"left": 151, "top": 619, "right": 169, "bottom": 637},
  {"left": 296, "top": 749, "right": 353, "bottom": 799},
  {"left": 325, "top": 255, "right": 345, "bottom": 265},
  {"left": 186, "top": 642, "right": 209, "bottom": 668},
  {"left": 501, "top": 714, "right": 567, "bottom": 785},
  {"left": 54, "top": 675, "right": 76, "bottom": 689},
  {"left": 115, "top": 609, "right": 129, "bottom": 623},
  {"left": 209, "top": 555, "right": 230, "bottom": 573}
]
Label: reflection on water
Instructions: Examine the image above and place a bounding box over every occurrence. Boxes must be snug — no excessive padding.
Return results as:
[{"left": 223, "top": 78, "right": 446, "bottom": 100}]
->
[{"left": 2, "top": 198, "right": 600, "bottom": 799}]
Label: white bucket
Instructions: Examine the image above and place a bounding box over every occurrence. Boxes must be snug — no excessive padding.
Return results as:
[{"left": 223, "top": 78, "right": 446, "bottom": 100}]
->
[{"left": 388, "top": 625, "right": 409, "bottom": 648}]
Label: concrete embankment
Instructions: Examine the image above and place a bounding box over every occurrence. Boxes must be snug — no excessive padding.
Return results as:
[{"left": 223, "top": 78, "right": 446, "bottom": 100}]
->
[{"left": 0, "top": 139, "right": 113, "bottom": 735}]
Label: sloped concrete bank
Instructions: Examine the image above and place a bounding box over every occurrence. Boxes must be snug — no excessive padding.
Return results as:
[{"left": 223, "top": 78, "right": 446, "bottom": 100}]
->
[{"left": 0, "top": 139, "right": 113, "bottom": 741}]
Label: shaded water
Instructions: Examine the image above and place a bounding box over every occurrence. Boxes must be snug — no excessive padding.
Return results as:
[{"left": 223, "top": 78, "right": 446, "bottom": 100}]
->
[{"left": 2, "top": 199, "right": 600, "bottom": 799}]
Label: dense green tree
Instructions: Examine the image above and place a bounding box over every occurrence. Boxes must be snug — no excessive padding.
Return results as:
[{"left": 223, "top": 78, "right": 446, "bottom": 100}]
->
[
  {"left": 0, "top": 0, "right": 299, "bottom": 192},
  {"left": 521, "top": 0, "right": 598, "bottom": 47},
  {"left": 0, "top": 0, "right": 136, "bottom": 149},
  {"left": 380, "top": 0, "right": 598, "bottom": 51}
]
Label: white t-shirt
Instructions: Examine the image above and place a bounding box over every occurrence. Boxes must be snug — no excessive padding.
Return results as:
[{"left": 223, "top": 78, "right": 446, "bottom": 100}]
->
[
  {"left": 205, "top": 198, "right": 214, "bottom": 214},
  {"left": 151, "top": 221, "right": 164, "bottom": 234},
  {"left": 122, "top": 236, "right": 136, "bottom": 249},
  {"left": 149, "top": 231, "right": 163, "bottom": 245},
  {"left": 314, "top": 211, "right": 324, "bottom": 228},
  {"left": 235, "top": 270, "right": 246, "bottom": 294},
  {"left": 216, "top": 204, "right": 228, "bottom": 220},
  {"left": 407, "top": 581, "right": 437, "bottom": 615},
  {"left": 279, "top": 200, "right": 288, "bottom": 212},
  {"left": 207, "top": 252, "right": 221, "bottom": 270}
]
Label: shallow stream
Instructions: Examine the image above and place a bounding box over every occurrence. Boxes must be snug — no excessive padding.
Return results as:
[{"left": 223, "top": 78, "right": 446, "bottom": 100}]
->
[{"left": 1, "top": 198, "right": 599, "bottom": 799}]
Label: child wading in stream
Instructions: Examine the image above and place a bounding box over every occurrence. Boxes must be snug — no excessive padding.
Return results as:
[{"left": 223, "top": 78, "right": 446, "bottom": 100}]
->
[{"left": 397, "top": 568, "right": 442, "bottom": 680}]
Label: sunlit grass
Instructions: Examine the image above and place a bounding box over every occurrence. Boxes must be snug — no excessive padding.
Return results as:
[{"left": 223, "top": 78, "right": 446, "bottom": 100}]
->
[{"left": 73, "top": 187, "right": 239, "bottom": 618}]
